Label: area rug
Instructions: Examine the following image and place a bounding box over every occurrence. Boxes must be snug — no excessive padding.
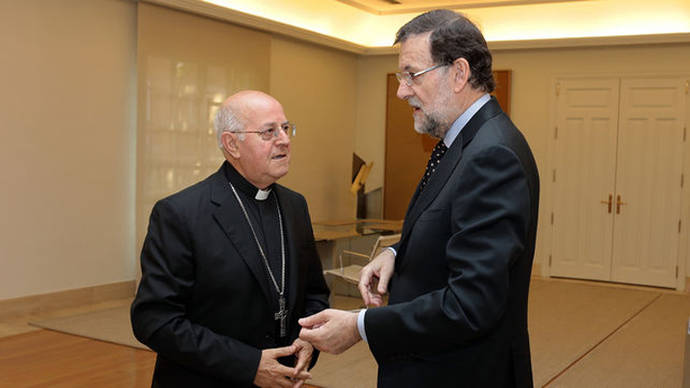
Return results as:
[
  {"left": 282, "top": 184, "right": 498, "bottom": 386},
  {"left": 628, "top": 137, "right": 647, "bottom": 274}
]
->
[
  {"left": 30, "top": 305, "right": 148, "bottom": 351},
  {"left": 28, "top": 279, "right": 666, "bottom": 387}
]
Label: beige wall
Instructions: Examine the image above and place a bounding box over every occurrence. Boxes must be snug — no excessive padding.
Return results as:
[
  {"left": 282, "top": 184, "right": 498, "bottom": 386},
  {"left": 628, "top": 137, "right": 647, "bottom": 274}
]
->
[
  {"left": 0, "top": 1, "right": 357, "bottom": 300},
  {"left": 354, "top": 55, "right": 398, "bottom": 194},
  {"left": 352, "top": 42, "right": 690, "bottom": 273},
  {"left": 0, "top": 0, "right": 137, "bottom": 299},
  {"left": 3, "top": 1, "right": 689, "bottom": 300},
  {"left": 135, "top": 3, "right": 272, "bottom": 264},
  {"left": 271, "top": 36, "right": 358, "bottom": 221}
]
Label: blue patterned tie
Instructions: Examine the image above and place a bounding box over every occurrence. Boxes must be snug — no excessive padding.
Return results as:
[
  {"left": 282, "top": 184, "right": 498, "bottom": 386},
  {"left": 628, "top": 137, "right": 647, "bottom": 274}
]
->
[{"left": 420, "top": 140, "right": 448, "bottom": 190}]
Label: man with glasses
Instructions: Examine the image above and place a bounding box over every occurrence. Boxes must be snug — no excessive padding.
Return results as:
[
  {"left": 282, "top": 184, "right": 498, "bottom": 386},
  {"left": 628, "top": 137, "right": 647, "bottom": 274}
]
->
[
  {"left": 299, "top": 10, "right": 539, "bottom": 387},
  {"left": 132, "top": 90, "right": 330, "bottom": 388}
]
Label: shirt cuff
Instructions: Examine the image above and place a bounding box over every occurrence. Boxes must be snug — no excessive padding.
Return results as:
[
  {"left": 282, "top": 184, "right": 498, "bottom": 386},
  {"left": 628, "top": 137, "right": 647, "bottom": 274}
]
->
[
  {"left": 357, "top": 309, "right": 368, "bottom": 343},
  {"left": 386, "top": 246, "right": 397, "bottom": 256}
]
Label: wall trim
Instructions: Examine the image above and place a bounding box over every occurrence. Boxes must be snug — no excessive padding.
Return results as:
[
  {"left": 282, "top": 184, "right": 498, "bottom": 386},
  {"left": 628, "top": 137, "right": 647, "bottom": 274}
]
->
[
  {"left": 489, "top": 33, "right": 690, "bottom": 52},
  {"left": 368, "top": 33, "right": 690, "bottom": 55},
  {"left": 336, "top": 0, "right": 589, "bottom": 16},
  {"left": 0, "top": 281, "right": 136, "bottom": 320},
  {"left": 141, "top": 0, "right": 371, "bottom": 54},
  {"left": 141, "top": 0, "right": 690, "bottom": 55},
  {"left": 532, "top": 261, "right": 543, "bottom": 278}
]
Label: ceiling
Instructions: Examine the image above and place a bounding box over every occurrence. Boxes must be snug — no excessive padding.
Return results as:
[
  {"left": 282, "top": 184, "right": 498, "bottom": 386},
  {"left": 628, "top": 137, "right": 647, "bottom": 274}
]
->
[
  {"left": 154, "top": 0, "right": 690, "bottom": 53},
  {"left": 337, "top": 0, "right": 588, "bottom": 15}
]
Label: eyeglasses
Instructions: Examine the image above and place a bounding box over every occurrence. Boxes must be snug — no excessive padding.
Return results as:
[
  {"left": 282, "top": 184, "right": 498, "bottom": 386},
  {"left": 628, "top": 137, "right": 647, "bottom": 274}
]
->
[
  {"left": 395, "top": 64, "right": 447, "bottom": 87},
  {"left": 231, "top": 122, "right": 296, "bottom": 141}
]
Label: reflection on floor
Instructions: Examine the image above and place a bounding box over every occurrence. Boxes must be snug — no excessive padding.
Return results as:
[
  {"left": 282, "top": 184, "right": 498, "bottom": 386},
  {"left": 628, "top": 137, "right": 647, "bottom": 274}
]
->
[{"left": 1, "top": 278, "right": 689, "bottom": 387}]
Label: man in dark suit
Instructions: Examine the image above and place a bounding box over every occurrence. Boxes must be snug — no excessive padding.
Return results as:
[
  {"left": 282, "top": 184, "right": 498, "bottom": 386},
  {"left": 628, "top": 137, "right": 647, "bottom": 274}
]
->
[
  {"left": 299, "top": 10, "right": 539, "bottom": 387},
  {"left": 131, "top": 90, "right": 330, "bottom": 388}
]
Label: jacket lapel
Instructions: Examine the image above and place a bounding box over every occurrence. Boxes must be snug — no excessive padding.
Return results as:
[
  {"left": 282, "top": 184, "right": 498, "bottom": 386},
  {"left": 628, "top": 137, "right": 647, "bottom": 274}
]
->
[
  {"left": 398, "top": 97, "right": 504, "bottom": 259},
  {"left": 209, "top": 166, "right": 273, "bottom": 306}
]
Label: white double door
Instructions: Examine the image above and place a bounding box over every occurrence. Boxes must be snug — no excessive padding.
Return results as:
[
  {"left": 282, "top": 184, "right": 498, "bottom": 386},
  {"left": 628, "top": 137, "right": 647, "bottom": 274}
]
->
[{"left": 551, "top": 76, "right": 687, "bottom": 288}]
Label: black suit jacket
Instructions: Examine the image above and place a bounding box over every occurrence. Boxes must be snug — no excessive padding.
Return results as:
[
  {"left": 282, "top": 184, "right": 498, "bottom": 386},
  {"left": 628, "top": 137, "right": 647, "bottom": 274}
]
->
[
  {"left": 131, "top": 162, "right": 330, "bottom": 387},
  {"left": 365, "top": 98, "right": 539, "bottom": 387}
]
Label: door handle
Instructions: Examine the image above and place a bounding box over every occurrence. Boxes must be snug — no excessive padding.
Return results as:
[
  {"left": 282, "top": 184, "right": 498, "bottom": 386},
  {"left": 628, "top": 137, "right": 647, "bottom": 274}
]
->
[
  {"left": 616, "top": 195, "right": 627, "bottom": 214},
  {"left": 600, "top": 194, "right": 612, "bottom": 213}
]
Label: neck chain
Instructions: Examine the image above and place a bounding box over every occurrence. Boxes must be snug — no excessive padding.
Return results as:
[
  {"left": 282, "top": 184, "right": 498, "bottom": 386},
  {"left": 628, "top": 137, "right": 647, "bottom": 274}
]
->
[
  {"left": 229, "top": 182, "right": 285, "bottom": 296},
  {"left": 228, "top": 182, "right": 289, "bottom": 337}
]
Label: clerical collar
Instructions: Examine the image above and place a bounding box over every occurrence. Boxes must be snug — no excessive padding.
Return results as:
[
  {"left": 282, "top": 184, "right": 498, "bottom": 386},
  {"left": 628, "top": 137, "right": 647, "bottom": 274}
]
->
[{"left": 223, "top": 161, "right": 274, "bottom": 201}]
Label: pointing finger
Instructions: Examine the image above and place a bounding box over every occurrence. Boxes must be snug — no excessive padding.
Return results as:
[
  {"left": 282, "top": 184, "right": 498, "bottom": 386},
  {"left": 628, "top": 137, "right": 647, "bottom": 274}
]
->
[{"left": 298, "top": 310, "right": 328, "bottom": 328}]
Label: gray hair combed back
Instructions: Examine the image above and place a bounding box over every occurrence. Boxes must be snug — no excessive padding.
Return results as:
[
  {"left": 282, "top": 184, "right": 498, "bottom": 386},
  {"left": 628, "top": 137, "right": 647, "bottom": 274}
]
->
[
  {"left": 213, "top": 104, "right": 245, "bottom": 148},
  {"left": 394, "top": 9, "right": 495, "bottom": 93}
]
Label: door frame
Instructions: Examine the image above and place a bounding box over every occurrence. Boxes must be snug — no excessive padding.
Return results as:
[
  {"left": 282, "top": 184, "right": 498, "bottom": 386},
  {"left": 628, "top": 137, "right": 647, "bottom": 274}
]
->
[{"left": 546, "top": 73, "right": 690, "bottom": 291}]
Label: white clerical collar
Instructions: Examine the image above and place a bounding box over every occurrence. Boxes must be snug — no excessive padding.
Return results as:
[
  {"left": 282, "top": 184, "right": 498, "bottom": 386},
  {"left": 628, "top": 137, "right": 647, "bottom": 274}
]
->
[
  {"left": 224, "top": 161, "right": 275, "bottom": 201},
  {"left": 255, "top": 188, "right": 271, "bottom": 201}
]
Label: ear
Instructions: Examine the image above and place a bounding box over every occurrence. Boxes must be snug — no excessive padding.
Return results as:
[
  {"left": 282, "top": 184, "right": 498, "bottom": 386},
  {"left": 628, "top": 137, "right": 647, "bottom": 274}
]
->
[
  {"left": 221, "top": 131, "right": 241, "bottom": 159},
  {"left": 451, "top": 57, "right": 470, "bottom": 93}
]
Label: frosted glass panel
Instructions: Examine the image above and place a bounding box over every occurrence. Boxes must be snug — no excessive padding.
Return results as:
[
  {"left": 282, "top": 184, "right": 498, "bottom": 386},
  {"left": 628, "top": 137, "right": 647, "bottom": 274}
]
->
[{"left": 137, "top": 3, "right": 270, "bottom": 255}]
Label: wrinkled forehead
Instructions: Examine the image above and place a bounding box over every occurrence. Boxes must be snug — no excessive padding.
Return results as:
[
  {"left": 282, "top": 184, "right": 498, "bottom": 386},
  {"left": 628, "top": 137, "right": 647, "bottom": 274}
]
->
[
  {"left": 398, "top": 32, "right": 433, "bottom": 71},
  {"left": 241, "top": 95, "right": 287, "bottom": 128}
]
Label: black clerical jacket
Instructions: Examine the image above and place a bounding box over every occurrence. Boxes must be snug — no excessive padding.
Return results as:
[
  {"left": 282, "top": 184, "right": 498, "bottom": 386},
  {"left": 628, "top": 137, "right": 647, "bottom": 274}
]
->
[
  {"left": 365, "top": 98, "right": 540, "bottom": 387},
  {"left": 131, "top": 162, "right": 330, "bottom": 387}
]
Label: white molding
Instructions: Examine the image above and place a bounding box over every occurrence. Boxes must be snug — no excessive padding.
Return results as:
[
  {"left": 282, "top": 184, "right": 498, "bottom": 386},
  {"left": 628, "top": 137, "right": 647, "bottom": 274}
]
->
[
  {"left": 336, "top": 0, "right": 590, "bottom": 16},
  {"left": 142, "top": 0, "right": 690, "bottom": 55},
  {"left": 0, "top": 281, "right": 136, "bottom": 320},
  {"left": 365, "top": 33, "right": 690, "bottom": 54},
  {"left": 679, "top": 77, "right": 690, "bottom": 291},
  {"left": 141, "top": 0, "right": 371, "bottom": 54},
  {"left": 488, "top": 33, "right": 690, "bottom": 51}
]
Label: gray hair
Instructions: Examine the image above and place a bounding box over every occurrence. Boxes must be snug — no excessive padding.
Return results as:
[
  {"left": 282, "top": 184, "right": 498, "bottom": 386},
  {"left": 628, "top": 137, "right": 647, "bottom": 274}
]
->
[
  {"left": 395, "top": 9, "right": 495, "bottom": 93},
  {"left": 213, "top": 103, "right": 245, "bottom": 148}
]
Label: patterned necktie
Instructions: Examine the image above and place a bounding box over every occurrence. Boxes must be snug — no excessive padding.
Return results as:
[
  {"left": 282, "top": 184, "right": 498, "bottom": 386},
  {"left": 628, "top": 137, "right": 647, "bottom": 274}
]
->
[{"left": 420, "top": 140, "right": 448, "bottom": 190}]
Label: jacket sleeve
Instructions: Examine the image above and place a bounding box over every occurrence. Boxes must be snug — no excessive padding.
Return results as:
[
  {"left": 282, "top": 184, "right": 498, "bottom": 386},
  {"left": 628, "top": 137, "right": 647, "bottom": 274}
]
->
[
  {"left": 130, "top": 199, "right": 261, "bottom": 387},
  {"left": 365, "top": 145, "right": 532, "bottom": 359}
]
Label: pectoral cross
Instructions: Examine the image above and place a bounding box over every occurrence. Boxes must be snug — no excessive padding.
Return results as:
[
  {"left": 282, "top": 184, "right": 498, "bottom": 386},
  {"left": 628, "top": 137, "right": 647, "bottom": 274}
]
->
[{"left": 274, "top": 296, "right": 288, "bottom": 338}]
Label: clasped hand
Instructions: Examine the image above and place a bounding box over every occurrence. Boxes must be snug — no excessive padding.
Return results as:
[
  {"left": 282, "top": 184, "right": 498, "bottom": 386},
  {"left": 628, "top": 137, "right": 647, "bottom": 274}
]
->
[{"left": 253, "top": 338, "right": 313, "bottom": 388}]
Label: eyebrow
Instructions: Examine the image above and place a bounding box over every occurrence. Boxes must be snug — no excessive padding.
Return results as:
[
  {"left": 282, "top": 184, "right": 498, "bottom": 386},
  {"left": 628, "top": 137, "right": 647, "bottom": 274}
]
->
[{"left": 260, "top": 120, "right": 289, "bottom": 128}]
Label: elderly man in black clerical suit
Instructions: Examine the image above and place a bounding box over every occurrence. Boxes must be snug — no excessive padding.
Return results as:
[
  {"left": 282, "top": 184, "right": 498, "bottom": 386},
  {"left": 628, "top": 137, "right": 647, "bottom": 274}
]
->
[
  {"left": 131, "top": 90, "right": 330, "bottom": 388},
  {"left": 299, "top": 10, "right": 539, "bottom": 388}
]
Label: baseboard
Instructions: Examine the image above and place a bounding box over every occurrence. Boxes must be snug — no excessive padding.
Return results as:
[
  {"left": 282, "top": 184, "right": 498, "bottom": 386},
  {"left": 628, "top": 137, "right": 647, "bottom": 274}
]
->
[
  {"left": 0, "top": 280, "right": 136, "bottom": 320},
  {"left": 532, "top": 261, "right": 543, "bottom": 278}
]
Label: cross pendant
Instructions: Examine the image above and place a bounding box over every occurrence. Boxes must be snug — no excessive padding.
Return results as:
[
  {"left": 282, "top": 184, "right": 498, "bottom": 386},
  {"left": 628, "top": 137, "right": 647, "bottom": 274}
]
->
[{"left": 274, "top": 296, "right": 288, "bottom": 338}]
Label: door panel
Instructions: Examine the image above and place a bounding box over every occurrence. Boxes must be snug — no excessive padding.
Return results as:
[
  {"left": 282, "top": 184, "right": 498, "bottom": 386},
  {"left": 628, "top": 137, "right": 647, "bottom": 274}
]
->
[
  {"left": 611, "top": 78, "right": 685, "bottom": 287},
  {"left": 384, "top": 73, "right": 433, "bottom": 220},
  {"left": 551, "top": 78, "right": 620, "bottom": 280}
]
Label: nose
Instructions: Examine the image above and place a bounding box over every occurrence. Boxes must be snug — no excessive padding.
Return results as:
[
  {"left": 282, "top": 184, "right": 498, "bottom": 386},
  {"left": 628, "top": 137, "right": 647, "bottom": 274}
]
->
[
  {"left": 396, "top": 81, "right": 413, "bottom": 100},
  {"left": 275, "top": 127, "right": 290, "bottom": 146}
]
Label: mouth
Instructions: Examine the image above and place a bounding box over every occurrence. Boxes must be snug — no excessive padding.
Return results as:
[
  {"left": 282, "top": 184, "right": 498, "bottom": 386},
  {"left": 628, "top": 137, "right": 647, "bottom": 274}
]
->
[
  {"left": 409, "top": 102, "right": 422, "bottom": 114},
  {"left": 272, "top": 153, "right": 288, "bottom": 160}
]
